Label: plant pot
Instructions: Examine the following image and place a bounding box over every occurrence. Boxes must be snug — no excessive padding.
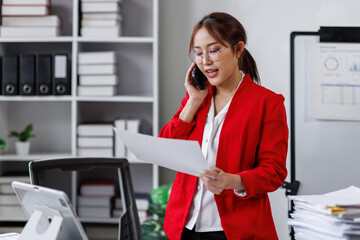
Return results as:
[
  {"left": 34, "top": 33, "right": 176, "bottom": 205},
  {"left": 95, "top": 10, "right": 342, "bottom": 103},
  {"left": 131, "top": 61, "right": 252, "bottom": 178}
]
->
[{"left": 15, "top": 141, "right": 30, "bottom": 155}]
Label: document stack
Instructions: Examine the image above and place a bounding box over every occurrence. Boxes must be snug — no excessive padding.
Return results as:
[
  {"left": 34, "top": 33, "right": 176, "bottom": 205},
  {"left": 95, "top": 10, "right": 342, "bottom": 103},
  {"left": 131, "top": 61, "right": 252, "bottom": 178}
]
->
[
  {"left": 77, "top": 51, "right": 118, "bottom": 97},
  {"left": 80, "top": 0, "right": 122, "bottom": 37},
  {"left": 84, "top": 225, "right": 118, "bottom": 240},
  {"left": 77, "top": 123, "right": 114, "bottom": 157},
  {"left": 135, "top": 192, "right": 150, "bottom": 223},
  {"left": 0, "top": 0, "right": 61, "bottom": 38},
  {"left": 113, "top": 118, "right": 141, "bottom": 161},
  {"left": 0, "top": 176, "right": 29, "bottom": 221},
  {"left": 112, "top": 197, "right": 122, "bottom": 218},
  {"left": 77, "top": 180, "right": 115, "bottom": 219},
  {"left": 288, "top": 186, "right": 360, "bottom": 240}
]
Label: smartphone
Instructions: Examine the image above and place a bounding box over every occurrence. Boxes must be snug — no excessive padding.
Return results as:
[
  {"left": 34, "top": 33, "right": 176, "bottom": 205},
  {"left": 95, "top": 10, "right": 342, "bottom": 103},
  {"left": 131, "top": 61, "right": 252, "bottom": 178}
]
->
[{"left": 191, "top": 65, "right": 207, "bottom": 90}]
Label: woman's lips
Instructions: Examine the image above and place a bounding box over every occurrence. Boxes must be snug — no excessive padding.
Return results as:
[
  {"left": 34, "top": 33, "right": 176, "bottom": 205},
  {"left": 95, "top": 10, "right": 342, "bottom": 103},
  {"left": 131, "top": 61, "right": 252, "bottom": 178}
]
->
[{"left": 205, "top": 69, "right": 218, "bottom": 78}]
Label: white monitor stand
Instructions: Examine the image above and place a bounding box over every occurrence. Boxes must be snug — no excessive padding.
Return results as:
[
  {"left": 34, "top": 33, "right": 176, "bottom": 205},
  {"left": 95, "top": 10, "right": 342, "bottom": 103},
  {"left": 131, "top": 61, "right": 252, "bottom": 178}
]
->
[{"left": 20, "top": 205, "right": 63, "bottom": 240}]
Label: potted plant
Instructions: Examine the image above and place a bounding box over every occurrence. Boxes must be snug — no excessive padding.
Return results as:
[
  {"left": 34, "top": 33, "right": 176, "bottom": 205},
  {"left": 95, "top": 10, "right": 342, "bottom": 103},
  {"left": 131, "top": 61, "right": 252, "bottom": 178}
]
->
[
  {"left": 141, "top": 184, "right": 172, "bottom": 240},
  {"left": 8, "top": 124, "right": 35, "bottom": 155},
  {"left": 0, "top": 134, "right": 6, "bottom": 154}
]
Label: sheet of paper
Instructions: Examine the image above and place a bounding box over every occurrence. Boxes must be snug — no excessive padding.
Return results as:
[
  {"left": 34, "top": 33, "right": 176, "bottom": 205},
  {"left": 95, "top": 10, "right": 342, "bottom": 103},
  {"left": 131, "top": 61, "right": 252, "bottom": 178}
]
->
[
  {"left": 307, "top": 39, "right": 360, "bottom": 121},
  {"left": 113, "top": 129, "right": 210, "bottom": 177},
  {"left": 289, "top": 186, "right": 360, "bottom": 207}
]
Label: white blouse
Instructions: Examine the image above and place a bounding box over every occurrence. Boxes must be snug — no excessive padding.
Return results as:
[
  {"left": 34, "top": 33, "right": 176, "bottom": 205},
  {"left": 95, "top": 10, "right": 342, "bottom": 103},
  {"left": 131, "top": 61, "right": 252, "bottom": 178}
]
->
[{"left": 185, "top": 72, "right": 246, "bottom": 232}]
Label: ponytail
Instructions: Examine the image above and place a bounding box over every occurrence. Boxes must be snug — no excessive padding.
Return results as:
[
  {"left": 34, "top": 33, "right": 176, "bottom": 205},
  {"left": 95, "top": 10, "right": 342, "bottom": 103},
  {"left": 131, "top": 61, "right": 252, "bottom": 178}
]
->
[{"left": 240, "top": 48, "right": 260, "bottom": 84}]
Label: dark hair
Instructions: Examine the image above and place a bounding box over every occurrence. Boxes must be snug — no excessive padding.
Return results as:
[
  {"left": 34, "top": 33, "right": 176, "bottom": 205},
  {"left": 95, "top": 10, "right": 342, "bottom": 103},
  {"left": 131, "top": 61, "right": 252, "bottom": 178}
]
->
[{"left": 189, "top": 12, "right": 260, "bottom": 84}]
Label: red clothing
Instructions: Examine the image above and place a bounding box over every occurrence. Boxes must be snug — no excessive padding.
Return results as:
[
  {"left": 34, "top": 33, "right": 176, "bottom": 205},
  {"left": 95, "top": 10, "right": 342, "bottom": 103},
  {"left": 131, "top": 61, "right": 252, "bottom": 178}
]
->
[{"left": 159, "top": 74, "right": 288, "bottom": 240}]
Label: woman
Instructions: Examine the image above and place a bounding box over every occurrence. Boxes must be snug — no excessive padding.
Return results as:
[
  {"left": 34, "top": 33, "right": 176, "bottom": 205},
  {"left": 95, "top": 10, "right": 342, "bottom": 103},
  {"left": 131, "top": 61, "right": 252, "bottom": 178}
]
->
[{"left": 159, "top": 12, "right": 288, "bottom": 240}]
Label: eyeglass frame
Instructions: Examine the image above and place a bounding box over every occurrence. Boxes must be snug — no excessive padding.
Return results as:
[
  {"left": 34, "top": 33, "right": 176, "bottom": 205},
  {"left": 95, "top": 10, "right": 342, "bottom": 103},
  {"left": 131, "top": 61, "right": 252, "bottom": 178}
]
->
[{"left": 189, "top": 47, "right": 228, "bottom": 64}]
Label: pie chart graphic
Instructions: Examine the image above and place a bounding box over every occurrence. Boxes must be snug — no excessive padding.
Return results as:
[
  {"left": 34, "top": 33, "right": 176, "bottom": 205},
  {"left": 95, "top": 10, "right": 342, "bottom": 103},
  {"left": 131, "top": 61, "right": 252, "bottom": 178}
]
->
[{"left": 324, "top": 57, "right": 339, "bottom": 71}]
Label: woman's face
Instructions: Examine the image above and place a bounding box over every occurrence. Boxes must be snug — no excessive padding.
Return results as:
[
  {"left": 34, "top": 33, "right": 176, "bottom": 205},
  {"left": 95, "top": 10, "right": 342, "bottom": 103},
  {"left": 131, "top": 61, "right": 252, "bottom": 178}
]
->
[{"left": 192, "top": 27, "right": 242, "bottom": 88}]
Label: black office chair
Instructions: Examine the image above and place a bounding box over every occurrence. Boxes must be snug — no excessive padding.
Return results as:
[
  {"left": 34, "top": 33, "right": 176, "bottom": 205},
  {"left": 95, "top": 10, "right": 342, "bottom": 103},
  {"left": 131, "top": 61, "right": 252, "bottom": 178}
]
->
[{"left": 28, "top": 157, "right": 143, "bottom": 240}]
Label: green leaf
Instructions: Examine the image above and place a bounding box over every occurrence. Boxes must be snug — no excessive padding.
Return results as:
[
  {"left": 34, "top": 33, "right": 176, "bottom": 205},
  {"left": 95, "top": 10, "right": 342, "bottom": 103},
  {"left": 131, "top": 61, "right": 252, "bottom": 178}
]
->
[
  {"left": 141, "top": 219, "right": 167, "bottom": 240},
  {"left": 141, "top": 184, "right": 172, "bottom": 240},
  {"left": 142, "top": 219, "right": 162, "bottom": 232},
  {"left": 151, "top": 184, "right": 172, "bottom": 205},
  {"left": 9, "top": 131, "right": 20, "bottom": 138},
  {"left": 0, "top": 138, "right": 6, "bottom": 150},
  {"left": 22, "top": 124, "right": 33, "bottom": 136},
  {"left": 8, "top": 124, "right": 35, "bottom": 142},
  {"left": 148, "top": 203, "right": 165, "bottom": 218}
]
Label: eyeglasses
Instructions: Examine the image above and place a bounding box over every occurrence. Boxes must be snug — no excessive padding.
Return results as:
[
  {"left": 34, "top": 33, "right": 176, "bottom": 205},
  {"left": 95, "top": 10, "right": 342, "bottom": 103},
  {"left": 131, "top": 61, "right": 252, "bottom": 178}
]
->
[{"left": 189, "top": 47, "right": 227, "bottom": 64}]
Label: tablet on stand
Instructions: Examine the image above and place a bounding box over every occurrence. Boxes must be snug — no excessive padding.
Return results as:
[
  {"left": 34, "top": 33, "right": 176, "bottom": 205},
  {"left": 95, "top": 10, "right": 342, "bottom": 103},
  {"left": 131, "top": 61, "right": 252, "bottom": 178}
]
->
[{"left": 11, "top": 181, "right": 88, "bottom": 240}]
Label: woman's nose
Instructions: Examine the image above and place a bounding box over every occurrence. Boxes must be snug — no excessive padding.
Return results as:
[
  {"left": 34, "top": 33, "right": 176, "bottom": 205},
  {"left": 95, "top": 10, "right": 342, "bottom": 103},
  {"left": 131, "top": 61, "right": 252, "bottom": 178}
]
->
[{"left": 202, "top": 54, "right": 212, "bottom": 64}]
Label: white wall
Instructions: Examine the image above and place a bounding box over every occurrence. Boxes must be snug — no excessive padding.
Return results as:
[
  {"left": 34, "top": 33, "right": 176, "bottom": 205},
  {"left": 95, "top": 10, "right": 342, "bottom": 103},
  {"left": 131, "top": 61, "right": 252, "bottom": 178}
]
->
[{"left": 158, "top": 1, "right": 360, "bottom": 239}]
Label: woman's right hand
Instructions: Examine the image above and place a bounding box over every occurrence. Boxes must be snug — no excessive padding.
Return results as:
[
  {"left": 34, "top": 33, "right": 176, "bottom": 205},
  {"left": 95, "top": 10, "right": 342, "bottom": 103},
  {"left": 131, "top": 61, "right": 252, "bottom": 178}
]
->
[
  {"left": 184, "top": 62, "right": 209, "bottom": 103},
  {"left": 179, "top": 62, "right": 210, "bottom": 123}
]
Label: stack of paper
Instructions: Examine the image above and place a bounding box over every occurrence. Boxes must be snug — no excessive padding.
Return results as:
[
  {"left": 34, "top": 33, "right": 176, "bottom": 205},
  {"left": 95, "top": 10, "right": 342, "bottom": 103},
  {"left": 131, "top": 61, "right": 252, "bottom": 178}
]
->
[
  {"left": 113, "top": 119, "right": 141, "bottom": 161},
  {"left": 77, "top": 180, "right": 115, "bottom": 219},
  {"left": 288, "top": 186, "right": 360, "bottom": 240},
  {"left": 77, "top": 51, "right": 118, "bottom": 96},
  {"left": 0, "top": 176, "right": 28, "bottom": 221},
  {"left": 80, "top": 0, "right": 122, "bottom": 37},
  {"left": 76, "top": 123, "right": 114, "bottom": 157},
  {"left": 0, "top": 0, "right": 61, "bottom": 38}
]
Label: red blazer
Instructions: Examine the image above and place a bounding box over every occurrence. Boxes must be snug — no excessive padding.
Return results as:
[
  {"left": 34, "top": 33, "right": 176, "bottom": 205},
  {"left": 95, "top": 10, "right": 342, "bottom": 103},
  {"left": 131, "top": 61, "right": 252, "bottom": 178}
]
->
[{"left": 159, "top": 74, "right": 288, "bottom": 240}]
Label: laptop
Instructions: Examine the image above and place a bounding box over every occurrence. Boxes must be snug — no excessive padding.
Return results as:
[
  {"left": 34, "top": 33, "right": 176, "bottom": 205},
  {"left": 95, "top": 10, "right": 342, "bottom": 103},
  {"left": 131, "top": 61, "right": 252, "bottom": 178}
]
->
[{"left": 8, "top": 181, "right": 88, "bottom": 240}]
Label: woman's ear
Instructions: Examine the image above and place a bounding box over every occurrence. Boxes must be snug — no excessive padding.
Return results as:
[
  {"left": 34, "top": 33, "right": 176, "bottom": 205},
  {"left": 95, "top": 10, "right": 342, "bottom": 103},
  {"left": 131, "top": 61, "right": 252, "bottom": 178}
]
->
[{"left": 235, "top": 41, "right": 245, "bottom": 58}]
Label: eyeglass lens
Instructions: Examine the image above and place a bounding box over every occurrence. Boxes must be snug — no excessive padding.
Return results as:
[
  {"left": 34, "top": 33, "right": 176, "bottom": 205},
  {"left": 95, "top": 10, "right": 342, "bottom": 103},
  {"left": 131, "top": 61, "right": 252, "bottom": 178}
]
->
[{"left": 190, "top": 49, "right": 224, "bottom": 64}]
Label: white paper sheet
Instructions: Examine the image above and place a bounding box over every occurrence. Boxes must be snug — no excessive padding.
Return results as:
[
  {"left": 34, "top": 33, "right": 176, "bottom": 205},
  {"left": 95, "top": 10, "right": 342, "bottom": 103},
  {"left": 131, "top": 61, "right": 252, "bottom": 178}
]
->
[
  {"left": 113, "top": 129, "right": 210, "bottom": 177},
  {"left": 289, "top": 186, "right": 360, "bottom": 207},
  {"left": 307, "top": 39, "right": 360, "bottom": 121}
]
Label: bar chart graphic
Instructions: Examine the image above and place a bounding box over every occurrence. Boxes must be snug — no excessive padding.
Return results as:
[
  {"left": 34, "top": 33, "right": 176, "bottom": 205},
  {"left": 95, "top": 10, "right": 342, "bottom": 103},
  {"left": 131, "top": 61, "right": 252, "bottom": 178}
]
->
[{"left": 350, "top": 62, "right": 360, "bottom": 72}]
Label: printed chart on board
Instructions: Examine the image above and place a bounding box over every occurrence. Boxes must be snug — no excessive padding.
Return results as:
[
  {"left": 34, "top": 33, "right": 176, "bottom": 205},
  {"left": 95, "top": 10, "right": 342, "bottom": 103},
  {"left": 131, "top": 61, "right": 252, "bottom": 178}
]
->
[{"left": 307, "top": 39, "right": 360, "bottom": 121}]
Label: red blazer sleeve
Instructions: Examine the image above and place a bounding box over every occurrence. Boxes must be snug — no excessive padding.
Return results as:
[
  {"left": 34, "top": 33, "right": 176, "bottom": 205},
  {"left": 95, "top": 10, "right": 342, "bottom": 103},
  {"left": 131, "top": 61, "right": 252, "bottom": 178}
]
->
[
  {"left": 158, "top": 92, "right": 196, "bottom": 140},
  {"left": 238, "top": 94, "right": 288, "bottom": 198}
]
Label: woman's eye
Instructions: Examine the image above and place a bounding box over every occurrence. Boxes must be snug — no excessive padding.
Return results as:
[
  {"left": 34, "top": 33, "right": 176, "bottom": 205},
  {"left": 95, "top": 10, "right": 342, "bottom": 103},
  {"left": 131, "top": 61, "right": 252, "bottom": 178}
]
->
[
  {"left": 209, "top": 49, "right": 220, "bottom": 54},
  {"left": 195, "top": 52, "right": 203, "bottom": 56}
]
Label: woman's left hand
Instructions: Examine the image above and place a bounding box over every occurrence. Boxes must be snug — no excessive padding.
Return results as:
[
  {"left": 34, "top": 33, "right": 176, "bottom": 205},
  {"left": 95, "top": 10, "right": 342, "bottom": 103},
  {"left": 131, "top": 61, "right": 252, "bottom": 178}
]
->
[{"left": 199, "top": 168, "right": 244, "bottom": 195}]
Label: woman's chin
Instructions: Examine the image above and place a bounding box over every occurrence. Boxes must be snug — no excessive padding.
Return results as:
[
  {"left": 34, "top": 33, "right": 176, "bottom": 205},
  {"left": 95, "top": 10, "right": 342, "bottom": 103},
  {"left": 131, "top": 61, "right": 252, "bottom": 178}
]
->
[{"left": 207, "top": 78, "right": 222, "bottom": 87}]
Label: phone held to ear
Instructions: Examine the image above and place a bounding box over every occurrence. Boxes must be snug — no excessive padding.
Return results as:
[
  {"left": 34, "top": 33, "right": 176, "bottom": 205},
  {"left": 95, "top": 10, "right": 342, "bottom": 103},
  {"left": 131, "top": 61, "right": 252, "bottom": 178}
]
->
[{"left": 191, "top": 65, "right": 207, "bottom": 90}]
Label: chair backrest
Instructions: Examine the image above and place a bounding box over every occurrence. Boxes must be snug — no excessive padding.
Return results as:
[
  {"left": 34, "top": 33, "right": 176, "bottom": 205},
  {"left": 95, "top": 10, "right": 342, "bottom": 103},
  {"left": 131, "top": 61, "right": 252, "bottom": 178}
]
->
[{"left": 28, "top": 157, "right": 143, "bottom": 240}]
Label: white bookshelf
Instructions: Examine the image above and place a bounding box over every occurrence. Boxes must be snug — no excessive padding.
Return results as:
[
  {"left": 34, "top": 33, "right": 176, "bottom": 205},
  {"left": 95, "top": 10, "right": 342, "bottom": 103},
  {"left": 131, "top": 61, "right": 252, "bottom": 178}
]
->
[
  {"left": 0, "top": 37, "right": 74, "bottom": 42},
  {"left": 0, "top": 153, "right": 73, "bottom": 162},
  {"left": 0, "top": 0, "right": 159, "bottom": 226}
]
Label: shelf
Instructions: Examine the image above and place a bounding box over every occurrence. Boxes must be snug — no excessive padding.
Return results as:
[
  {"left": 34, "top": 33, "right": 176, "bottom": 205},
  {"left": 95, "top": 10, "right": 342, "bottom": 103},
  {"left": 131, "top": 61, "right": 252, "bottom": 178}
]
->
[
  {"left": 75, "top": 96, "right": 154, "bottom": 103},
  {"left": 76, "top": 36, "right": 154, "bottom": 43},
  {"left": 0, "top": 153, "right": 73, "bottom": 162},
  {"left": 0, "top": 37, "right": 154, "bottom": 43},
  {"left": 0, "top": 96, "right": 153, "bottom": 103},
  {"left": 80, "top": 218, "right": 120, "bottom": 224},
  {"left": 0, "top": 154, "right": 157, "bottom": 164},
  {"left": 0, "top": 37, "right": 74, "bottom": 43},
  {"left": 0, "top": 96, "right": 73, "bottom": 102},
  {"left": 0, "top": 217, "right": 27, "bottom": 222},
  {"left": 128, "top": 158, "right": 152, "bottom": 164}
]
